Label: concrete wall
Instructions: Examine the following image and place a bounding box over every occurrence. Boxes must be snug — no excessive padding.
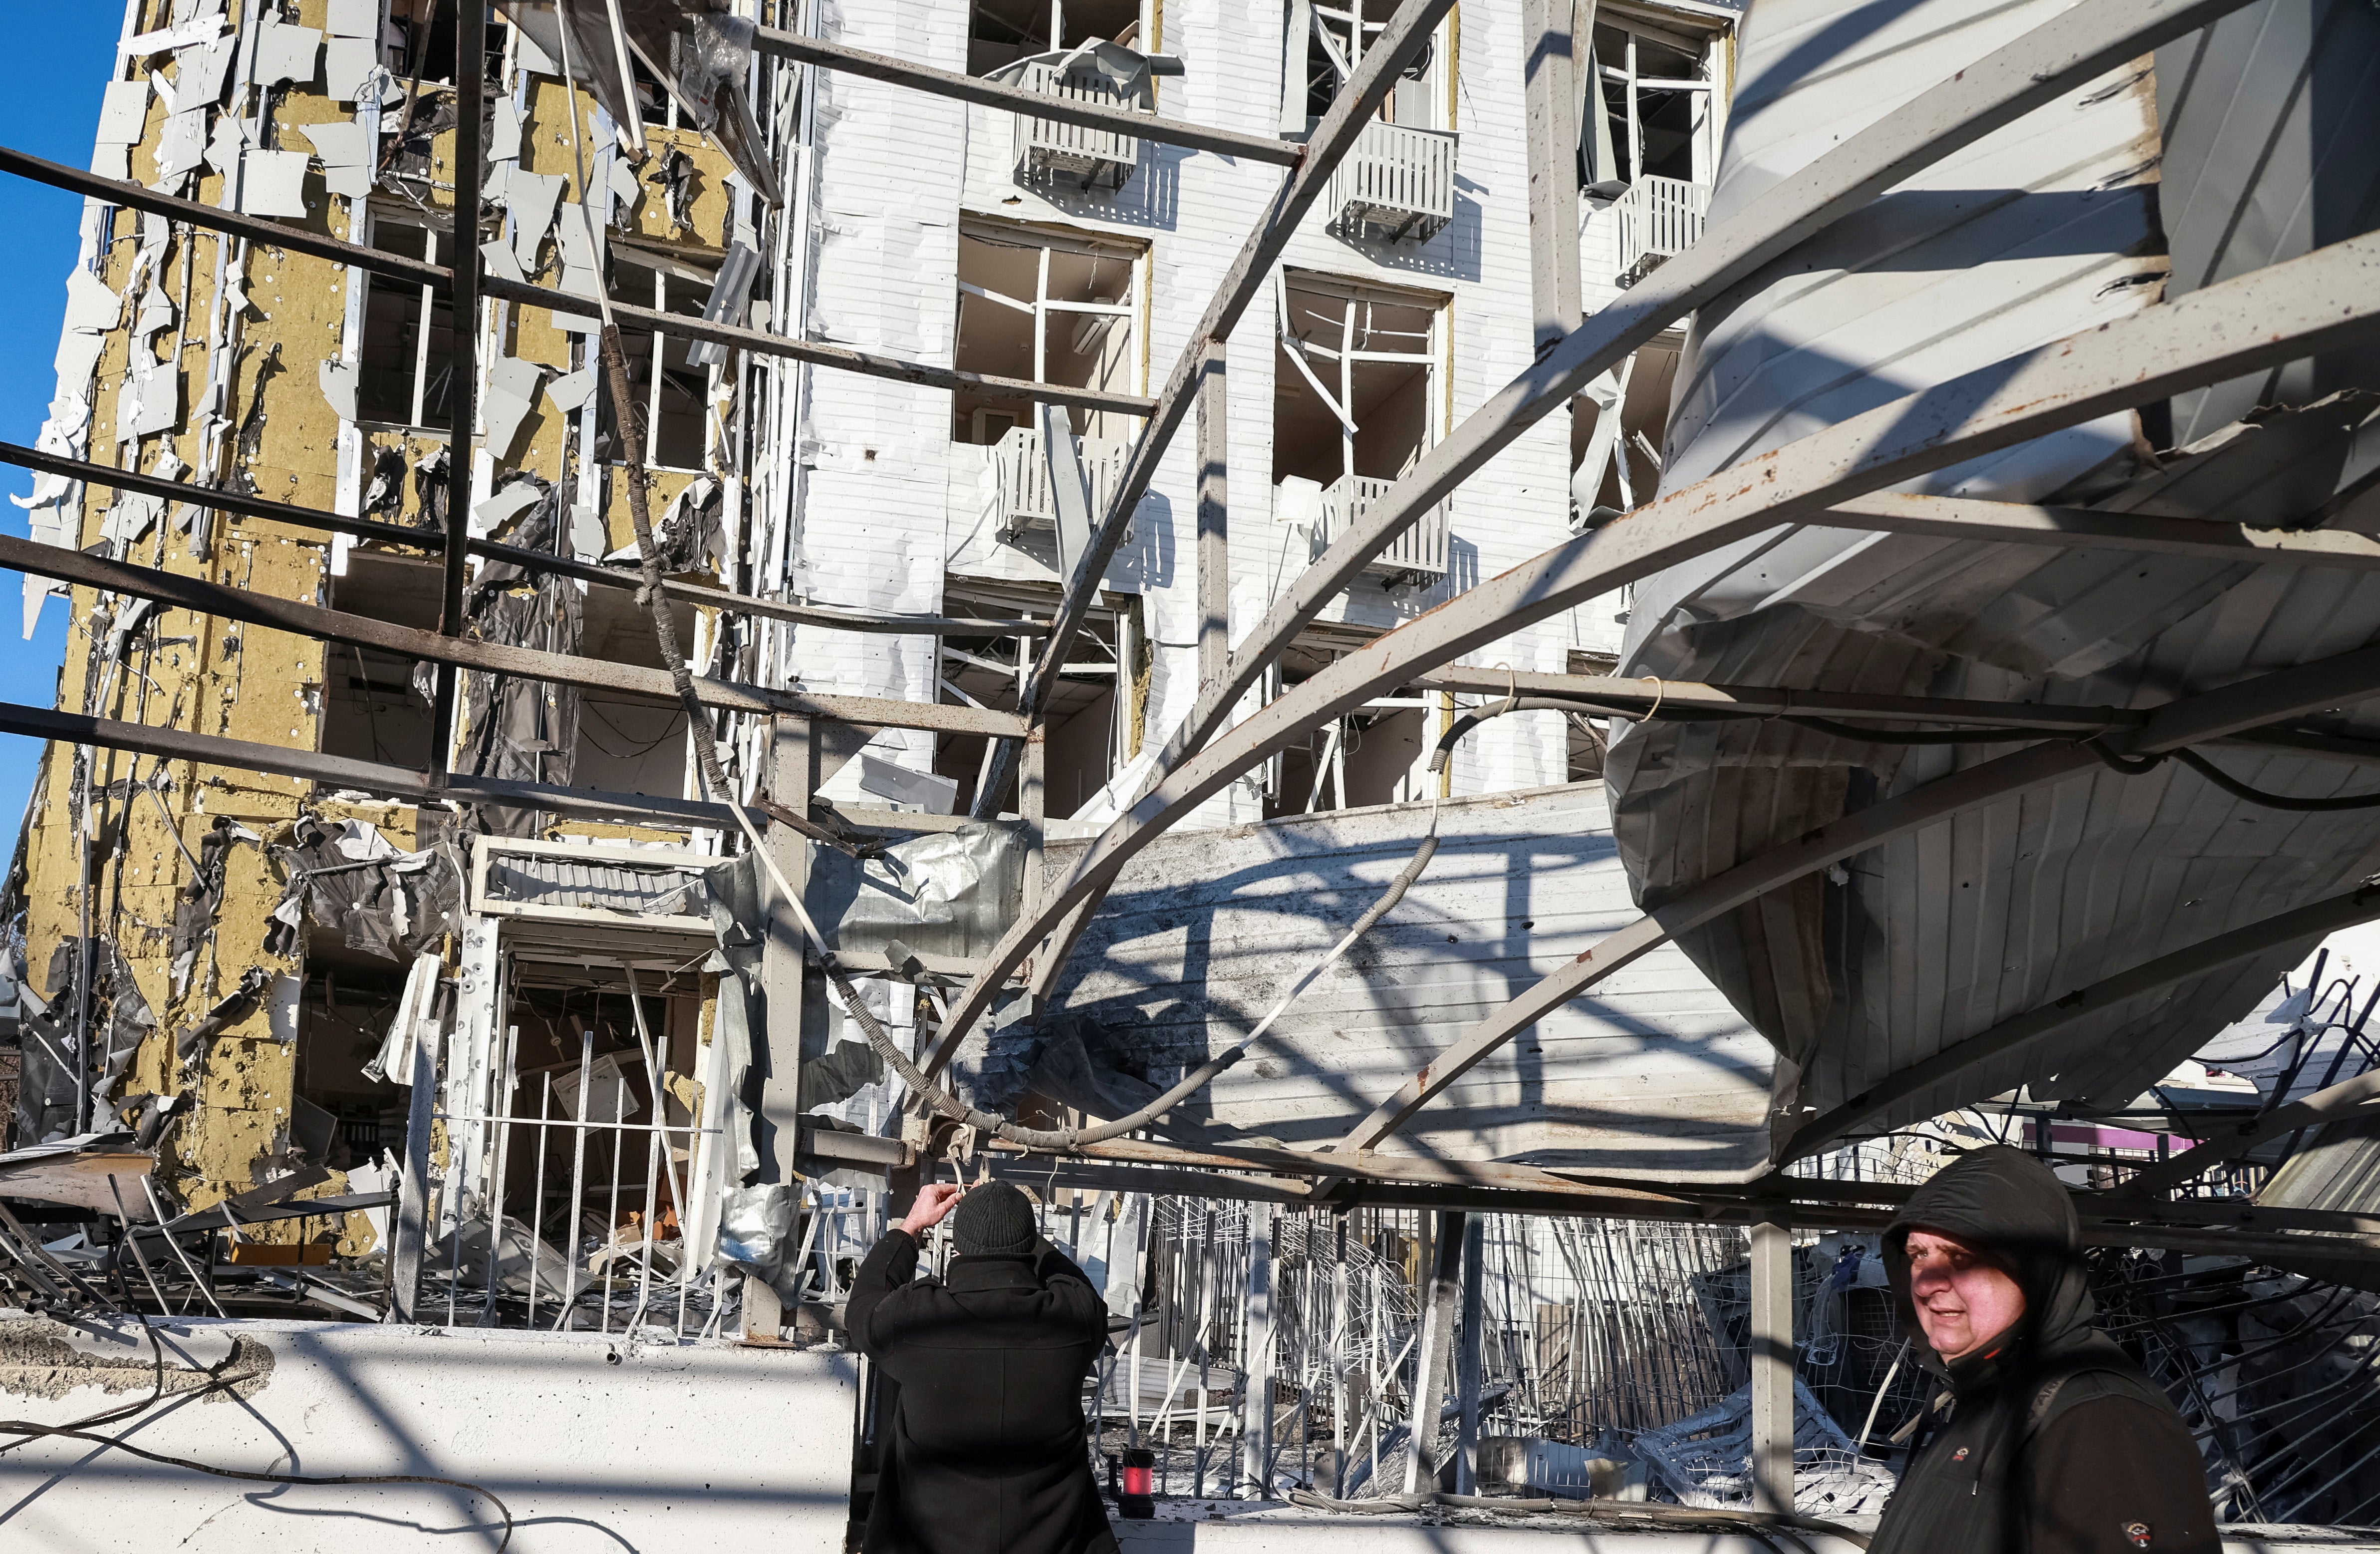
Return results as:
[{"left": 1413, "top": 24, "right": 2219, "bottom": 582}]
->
[{"left": 0, "top": 1315, "right": 856, "bottom": 1552}]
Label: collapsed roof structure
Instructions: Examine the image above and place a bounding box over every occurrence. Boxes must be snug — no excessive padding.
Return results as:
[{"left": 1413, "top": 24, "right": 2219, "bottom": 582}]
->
[{"left": 0, "top": 0, "right": 2378, "bottom": 1547}]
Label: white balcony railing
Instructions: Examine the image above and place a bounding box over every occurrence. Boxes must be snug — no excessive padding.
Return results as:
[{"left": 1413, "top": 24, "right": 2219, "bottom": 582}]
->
[
  {"left": 1012, "top": 60, "right": 1143, "bottom": 192},
  {"left": 1328, "top": 120, "right": 1457, "bottom": 244},
  {"left": 1613, "top": 174, "right": 1711, "bottom": 287},
  {"left": 1315, "top": 473, "right": 1450, "bottom": 581},
  {"left": 989, "top": 424, "right": 1132, "bottom": 539}
]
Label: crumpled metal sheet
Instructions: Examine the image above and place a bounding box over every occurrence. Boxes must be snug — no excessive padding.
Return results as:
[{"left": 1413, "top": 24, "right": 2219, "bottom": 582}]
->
[
  {"left": 702, "top": 823, "right": 1023, "bottom": 1186},
  {"left": 804, "top": 821, "right": 1026, "bottom": 963},
  {"left": 265, "top": 815, "right": 462, "bottom": 964}
]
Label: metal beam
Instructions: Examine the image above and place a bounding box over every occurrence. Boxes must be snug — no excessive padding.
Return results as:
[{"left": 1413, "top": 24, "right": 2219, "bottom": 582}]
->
[
  {"left": 1825, "top": 491, "right": 2380, "bottom": 572},
  {"left": 1411, "top": 666, "right": 2145, "bottom": 734},
  {"left": 969, "top": 0, "right": 1459, "bottom": 820},
  {"left": 481, "top": 274, "right": 1158, "bottom": 417},
  {"left": 1748, "top": 1217, "right": 1794, "bottom": 1515},
  {"left": 0, "top": 145, "right": 1148, "bottom": 419},
  {"left": 0, "top": 440, "right": 1050, "bottom": 638},
  {"left": 750, "top": 26, "right": 1305, "bottom": 169},
  {"left": 0, "top": 699, "right": 753, "bottom": 832},
  {"left": 1784, "top": 883, "right": 2380, "bottom": 1160},
  {"left": 0, "top": 532, "right": 1030, "bottom": 739},
  {"left": 921, "top": 222, "right": 2380, "bottom": 1077},
  {"left": 1138, "top": 0, "right": 2269, "bottom": 832},
  {"left": 1339, "top": 625, "right": 2380, "bottom": 1155},
  {"left": 433, "top": 0, "right": 486, "bottom": 782},
  {"left": 957, "top": 0, "right": 2279, "bottom": 1015},
  {"left": 2112, "top": 1067, "right": 2380, "bottom": 1201}
]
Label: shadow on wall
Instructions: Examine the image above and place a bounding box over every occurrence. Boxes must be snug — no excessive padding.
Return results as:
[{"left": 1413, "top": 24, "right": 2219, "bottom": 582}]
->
[{"left": 1016, "top": 140, "right": 1187, "bottom": 232}]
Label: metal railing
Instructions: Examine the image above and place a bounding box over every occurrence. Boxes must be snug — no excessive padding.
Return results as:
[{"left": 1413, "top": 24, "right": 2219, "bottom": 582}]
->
[
  {"left": 991, "top": 423, "right": 1133, "bottom": 538},
  {"left": 1013, "top": 60, "right": 1144, "bottom": 190},
  {"left": 1613, "top": 174, "right": 1712, "bottom": 286},
  {"left": 1328, "top": 119, "right": 1457, "bottom": 244},
  {"left": 1315, "top": 472, "right": 1451, "bottom": 579}
]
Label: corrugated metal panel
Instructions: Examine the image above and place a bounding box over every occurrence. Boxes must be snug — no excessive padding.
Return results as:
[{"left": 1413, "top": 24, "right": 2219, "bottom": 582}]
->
[
  {"left": 1605, "top": 0, "right": 2380, "bottom": 1142},
  {"left": 483, "top": 853, "right": 713, "bottom": 918},
  {"left": 1041, "top": 783, "right": 1774, "bottom": 1181}
]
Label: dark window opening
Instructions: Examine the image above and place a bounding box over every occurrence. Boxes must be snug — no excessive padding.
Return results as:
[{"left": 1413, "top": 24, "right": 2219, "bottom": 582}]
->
[
  {"left": 357, "top": 219, "right": 456, "bottom": 430},
  {"left": 601, "top": 256, "right": 713, "bottom": 472},
  {"left": 322, "top": 554, "right": 443, "bottom": 769},
  {"left": 969, "top": 0, "right": 1141, "bottom": 76}
]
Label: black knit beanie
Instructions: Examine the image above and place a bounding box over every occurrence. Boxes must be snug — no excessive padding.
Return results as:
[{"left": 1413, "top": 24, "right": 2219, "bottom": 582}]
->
[{"left": 950, "top": 1182, "right": 1038, "bottom": 1257}]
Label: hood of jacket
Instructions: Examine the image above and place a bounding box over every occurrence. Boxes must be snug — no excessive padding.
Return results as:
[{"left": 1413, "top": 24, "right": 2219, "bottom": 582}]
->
[{"left": 1885, "top": 1144, "right": 2098, "bottom": 1388}]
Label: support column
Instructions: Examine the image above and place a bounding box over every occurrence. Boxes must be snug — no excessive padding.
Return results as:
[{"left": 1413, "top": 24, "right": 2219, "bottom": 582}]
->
[
  {"left": 386, "top": 1025, "right": 441, "bottom": 1322},
  {"left": 1240, "top": 1203, "right": 1276, "bottom": 1499},
  {"left": 1749, "top": 1215, "right": 1795, "bottom": 1515},
  {"left": 429, "top": 0, "right": 485, "bottom": 770},
  {"left": 1454, "top": 1214, "right": 1485, "bottom": 1494},
  {"left": 1521, "top": 0, "right": 1583, "bottom": 355},
  {"left": 747, "top": 715, "right": 814, "bottom": 1341},
  {"left": 1196, "top": 340, "right": 1228, "bottom": 692},
  {"left": 1404, "top": 1209, "right": 1465, "bottom": 1493}
]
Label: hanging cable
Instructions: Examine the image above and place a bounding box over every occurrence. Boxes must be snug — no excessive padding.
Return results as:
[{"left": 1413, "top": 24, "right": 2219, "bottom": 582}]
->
[{"left": 2087, "top": 740, "right": 2380, "bottom": 811}]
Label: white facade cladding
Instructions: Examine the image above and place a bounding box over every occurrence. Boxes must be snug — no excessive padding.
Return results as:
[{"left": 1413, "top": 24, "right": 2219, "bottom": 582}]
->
[{"left": 788, "top": 0, "right": 1625, "bottom": 821}]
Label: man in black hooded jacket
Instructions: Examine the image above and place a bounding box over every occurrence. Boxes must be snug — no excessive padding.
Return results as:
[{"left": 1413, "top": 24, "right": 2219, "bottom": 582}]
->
[
  {"left": 1867, "top": 1145, "right": 2217, "bottom": 1554},
  {"left": 847, "top": 1180, "right": 1118, "bottom": 1554}
]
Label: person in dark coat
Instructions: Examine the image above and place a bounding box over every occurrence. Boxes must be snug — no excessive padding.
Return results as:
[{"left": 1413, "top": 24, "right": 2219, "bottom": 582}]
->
[
  {"left": 847, "top": 1180, "right": 1118, "bottom": 1554},
  {"left": 1867, "top": 1145, "right": 2218, "bottom": 1554}
]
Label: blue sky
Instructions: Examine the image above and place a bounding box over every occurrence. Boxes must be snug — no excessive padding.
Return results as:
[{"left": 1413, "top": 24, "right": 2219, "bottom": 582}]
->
[{"left": 0, "top": 11, "right": 122, "bottom": 844}]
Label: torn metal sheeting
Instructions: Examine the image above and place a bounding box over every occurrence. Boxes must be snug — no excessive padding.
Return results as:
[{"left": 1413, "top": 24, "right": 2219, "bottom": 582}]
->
[
  {"left": 237, "top": 148, "right": 311, "bottom": 219},
  {"left": 0, "top": 1135, "right": 156, "bottom": 1220},
  {"left": 253, "top": 17, "right": 321, "bottom": 87}
]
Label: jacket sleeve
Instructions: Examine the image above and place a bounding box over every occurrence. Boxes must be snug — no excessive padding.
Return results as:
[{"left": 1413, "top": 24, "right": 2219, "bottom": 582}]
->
[
  {"left": 1034, "top": 1242, "right": 1110, "bottom": 1337},
  {"left": 846, "top": 1228, "right": 920, "bottom": 1359},
  {"left": 2026, "top": 1395, "right": 2219, "bottom": 1554}
]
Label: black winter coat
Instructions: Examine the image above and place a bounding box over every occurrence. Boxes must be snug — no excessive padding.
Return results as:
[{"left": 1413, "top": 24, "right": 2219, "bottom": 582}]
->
[
  {"left": 847, "top": 1229, "right": 1119, "bottom": 1554},
  {"left": 1868, "top": 1146, "right": 2218, "bottom": 1554}
]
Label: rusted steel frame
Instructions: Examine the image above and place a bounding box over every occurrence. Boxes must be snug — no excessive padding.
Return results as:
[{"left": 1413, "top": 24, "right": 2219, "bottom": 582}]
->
[
  {"left": 751, "top": 27, "right": 1304, "bottom": 168},
  {"left": 0, "top": 143, "right": 446, "bottom": 287},
  {"left": 1131, "top": 0, "right": 2269, "bottom": 822},
  {"left": 987, "top": 1139, "right": 2380, "bottom": 1259},
  {"left": 1784, "top": 883, "right": 2380, "bottom": 1161},
  {"left": 921, "top": 224, "right": 2380, "bottom": 1079},
  {"left": 478, "top": 275, "right": 1158, "bottom": 416},
  {"left": 981, "top": 0, "right": 2276, "bottom": 994},
  {"left": 1339, "top": 624, "right": 2380, "bottom": 1155},
  {"left": 968, "top": 0, "right": 1459, "bottom": 820},
  {"left": 0, "top": 144, "right": 1147, "bottom": 418},
  {"left": 0, "top": 532, "right": 1030, "bottom": 739},
  {"left": 1411, "top": 666, "right": 2145, "bottom": 734},
  {"left": 0, "top": 439, "right": 1049, "bottom": 637},
  {"left": 1827, "top": 491, "right": 2380, "bottom": 571},
  {"left": 429, "top": 0, "right": 487, "bottom": 792},
  {"left": 0, "top": 699, "right": 749, "bottom": 831},
  {"left": 2111, "top": 1066, "right": 2380, "bottom": 1201}
]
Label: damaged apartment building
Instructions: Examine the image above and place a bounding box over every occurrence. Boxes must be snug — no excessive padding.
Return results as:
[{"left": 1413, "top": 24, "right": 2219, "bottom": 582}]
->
[
  {"left": 0, "top": 0, "right": 1739, "bottom": 1304},
  {"left": 5, "top": 0, "right": 2380, "bottom": 1549}
]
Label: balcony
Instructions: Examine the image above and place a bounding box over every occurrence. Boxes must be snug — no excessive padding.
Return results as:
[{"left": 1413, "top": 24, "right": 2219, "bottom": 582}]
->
[
  {"left": 1328, "top": 120, "right": 1457, "bottom": 244},
  {"left": 988, "top": 423, "right": 1132, "bottom": 540},
  {"left": 1012, "top": 60, "right": 1143, "bottom": 192},
  {"left": 1314, "top": 473, "right": 1449, "bottom": 582},
  {"left": 1612, "top": 174, "right": 1711, "bottom": 288}
]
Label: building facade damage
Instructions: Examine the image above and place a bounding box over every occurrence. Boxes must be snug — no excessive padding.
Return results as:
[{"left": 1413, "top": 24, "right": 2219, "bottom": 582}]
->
[{"left": 0, "top": 0, "right": 2378, "bottom": 1548}]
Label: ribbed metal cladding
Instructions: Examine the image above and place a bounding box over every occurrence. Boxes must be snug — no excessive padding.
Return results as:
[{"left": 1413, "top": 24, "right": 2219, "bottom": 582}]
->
[
  {"left": 1609, "top": 0, "right": 2380, "bottom": 1135},
  {"left": 483, "top": 854, "right": 712, "bottom": 918}
]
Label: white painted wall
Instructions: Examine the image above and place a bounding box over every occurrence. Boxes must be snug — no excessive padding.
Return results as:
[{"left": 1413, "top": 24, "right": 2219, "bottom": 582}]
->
[
  {"left": 0, "top": 1316, "right": 857, "bottom": 1552},
  {"left": 803, "top": 0, "right": 1612, "bottom": 812}
]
